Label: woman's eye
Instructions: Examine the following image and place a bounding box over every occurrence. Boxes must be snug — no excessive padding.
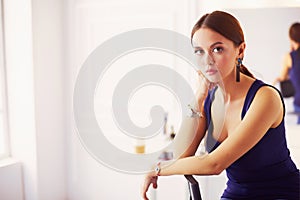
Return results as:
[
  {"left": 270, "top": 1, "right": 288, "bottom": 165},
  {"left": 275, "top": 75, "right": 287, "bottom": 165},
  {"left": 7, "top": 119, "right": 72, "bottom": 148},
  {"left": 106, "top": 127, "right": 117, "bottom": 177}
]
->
[
  {"left": 194, "top": 49, "right": 205, "bottom": 55},
  {"left": 213, "top": 47, "right": 223, "bottom": 53}
]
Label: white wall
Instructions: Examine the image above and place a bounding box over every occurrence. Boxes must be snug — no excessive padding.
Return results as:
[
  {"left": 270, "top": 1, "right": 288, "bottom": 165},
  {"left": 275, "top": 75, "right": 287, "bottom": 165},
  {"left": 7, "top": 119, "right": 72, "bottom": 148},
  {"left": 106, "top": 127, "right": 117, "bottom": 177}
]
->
[
  {"left": 65, "top": 0, "right": 195, "bottom": 199},
  {"left": 0, "top": 159, "right": 23, "bottom": 200},
  {"left": 1, "top": 0, "right": 66, "bottom": 199},
  {"left": 3, "top": 0, "right": 38, "bottom": 199},
  {"left": 227, "top": 8, "right": 300, "bottom": 84},
  {"left": 31, "top": 0, "right": 66, "bottom": 199},
  {"left": 197, "top": 0, "right": 300, "bottom": 11}
]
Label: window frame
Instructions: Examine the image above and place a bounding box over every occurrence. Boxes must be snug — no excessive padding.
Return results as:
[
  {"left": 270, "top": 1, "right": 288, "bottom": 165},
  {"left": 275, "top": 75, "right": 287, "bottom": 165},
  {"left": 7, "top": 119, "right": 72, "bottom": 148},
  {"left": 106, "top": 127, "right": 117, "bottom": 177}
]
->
[{"left": 0, "top": 0, "right": 11, "bottom": 159}]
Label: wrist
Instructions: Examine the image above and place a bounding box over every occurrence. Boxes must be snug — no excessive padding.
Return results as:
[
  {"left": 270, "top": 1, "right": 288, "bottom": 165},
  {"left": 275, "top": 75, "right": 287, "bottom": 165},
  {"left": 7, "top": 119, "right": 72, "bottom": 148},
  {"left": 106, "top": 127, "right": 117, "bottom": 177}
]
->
[
  {"left": 154, "top": 162, "right": 161, "bottom": 176},
  {"left": 197, "top": 97, "right": 206, "bottom": 108},
  {"left": 187, "top": 104, "right": 203, "bottom": 118}
]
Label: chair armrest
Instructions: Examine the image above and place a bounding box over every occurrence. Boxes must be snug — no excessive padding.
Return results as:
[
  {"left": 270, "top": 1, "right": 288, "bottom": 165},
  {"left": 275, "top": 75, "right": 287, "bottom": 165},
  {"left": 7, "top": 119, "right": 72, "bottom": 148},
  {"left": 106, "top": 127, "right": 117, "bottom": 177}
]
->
[{"left": 184, "top": 175, "right": 202, "bottom": 200}]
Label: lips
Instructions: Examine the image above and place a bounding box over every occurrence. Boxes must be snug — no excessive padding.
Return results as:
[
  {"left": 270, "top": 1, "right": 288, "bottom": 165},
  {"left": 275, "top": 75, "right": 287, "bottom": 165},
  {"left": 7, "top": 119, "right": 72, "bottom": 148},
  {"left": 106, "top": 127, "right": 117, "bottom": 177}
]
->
[{"left": 205, "top": 69, "right": 218, "bottom": 75}]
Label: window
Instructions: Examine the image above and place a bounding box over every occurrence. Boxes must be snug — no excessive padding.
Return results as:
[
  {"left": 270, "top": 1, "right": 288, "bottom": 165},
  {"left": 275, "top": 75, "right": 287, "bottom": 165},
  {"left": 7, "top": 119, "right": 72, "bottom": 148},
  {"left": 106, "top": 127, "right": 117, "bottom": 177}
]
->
[{"left": 0, "top": 0, "right": 9, "bottom": 158}]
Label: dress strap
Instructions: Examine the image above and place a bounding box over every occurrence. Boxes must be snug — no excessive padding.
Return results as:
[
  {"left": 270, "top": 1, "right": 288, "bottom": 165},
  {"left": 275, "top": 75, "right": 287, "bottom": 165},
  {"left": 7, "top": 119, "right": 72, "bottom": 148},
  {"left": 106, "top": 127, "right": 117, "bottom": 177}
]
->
[{"left": 241, "top": 79, "right": 285, "bottom": 120}]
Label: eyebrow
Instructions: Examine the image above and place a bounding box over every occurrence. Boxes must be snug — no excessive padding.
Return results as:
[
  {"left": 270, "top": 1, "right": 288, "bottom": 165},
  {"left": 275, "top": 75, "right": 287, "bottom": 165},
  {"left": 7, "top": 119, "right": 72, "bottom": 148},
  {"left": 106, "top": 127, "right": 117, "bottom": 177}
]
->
[{"left": 193, "top": 41, "right": 223, "bottom": 49}]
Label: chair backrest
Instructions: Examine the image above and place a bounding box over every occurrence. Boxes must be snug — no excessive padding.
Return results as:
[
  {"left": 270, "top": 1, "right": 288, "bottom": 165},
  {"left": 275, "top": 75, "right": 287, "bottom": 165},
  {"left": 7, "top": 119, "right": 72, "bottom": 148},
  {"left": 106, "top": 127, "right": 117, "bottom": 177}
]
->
[{"left": 184, "top": 175, "right": 202, "bottom": 200}]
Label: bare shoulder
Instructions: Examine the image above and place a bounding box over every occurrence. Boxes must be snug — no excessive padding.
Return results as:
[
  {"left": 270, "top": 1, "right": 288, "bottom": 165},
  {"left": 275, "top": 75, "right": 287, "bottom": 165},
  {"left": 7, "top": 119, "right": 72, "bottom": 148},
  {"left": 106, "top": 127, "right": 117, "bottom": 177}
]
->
[
  {"left": 245, "top": 83, "right": 282, "bottom": 112},
  {"left": 255, "top": 85, "right": 282, "bottom": 102},
  {"left": 250, "top": 84, "right": 283, "bottom": 127}
]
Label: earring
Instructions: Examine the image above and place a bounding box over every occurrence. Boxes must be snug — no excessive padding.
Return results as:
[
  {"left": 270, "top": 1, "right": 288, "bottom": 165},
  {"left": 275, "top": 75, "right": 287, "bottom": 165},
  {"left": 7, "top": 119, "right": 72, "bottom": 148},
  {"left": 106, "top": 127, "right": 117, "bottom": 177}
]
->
[{"left": 236, "top": 58, "right": 242, "bottom": 82}]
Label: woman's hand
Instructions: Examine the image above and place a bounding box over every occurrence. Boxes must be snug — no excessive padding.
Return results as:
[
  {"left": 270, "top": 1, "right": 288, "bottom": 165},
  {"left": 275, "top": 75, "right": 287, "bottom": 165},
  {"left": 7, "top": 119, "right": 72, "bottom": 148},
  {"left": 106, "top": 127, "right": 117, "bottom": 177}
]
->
[
  {"left": 195, "top": 70, "right": 216, "bottom": 106},
  {"left": 141, "top": 172, "right": 158, "bottom": 200}
]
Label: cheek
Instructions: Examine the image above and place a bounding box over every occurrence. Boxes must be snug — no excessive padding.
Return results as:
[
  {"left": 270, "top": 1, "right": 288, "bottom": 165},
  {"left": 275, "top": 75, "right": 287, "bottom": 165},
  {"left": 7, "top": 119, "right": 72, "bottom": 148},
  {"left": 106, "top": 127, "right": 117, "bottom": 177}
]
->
[{"left": 215, "top": 54, "right": 235, "bottom": 75}]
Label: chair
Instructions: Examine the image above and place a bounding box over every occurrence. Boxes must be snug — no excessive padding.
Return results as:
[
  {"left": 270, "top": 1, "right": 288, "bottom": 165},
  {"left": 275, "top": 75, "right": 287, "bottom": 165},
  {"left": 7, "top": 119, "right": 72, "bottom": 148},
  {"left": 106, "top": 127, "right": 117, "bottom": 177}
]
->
[{"left": 185, "top": 175, "right": 202, "bottom": 200}]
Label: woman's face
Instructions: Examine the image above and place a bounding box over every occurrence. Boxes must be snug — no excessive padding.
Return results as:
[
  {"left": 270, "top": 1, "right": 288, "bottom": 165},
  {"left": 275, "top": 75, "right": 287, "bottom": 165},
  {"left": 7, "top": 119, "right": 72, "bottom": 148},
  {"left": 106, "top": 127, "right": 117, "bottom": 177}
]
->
[{"left": 192, "top": 27, "right": 240, "bottom": 83}]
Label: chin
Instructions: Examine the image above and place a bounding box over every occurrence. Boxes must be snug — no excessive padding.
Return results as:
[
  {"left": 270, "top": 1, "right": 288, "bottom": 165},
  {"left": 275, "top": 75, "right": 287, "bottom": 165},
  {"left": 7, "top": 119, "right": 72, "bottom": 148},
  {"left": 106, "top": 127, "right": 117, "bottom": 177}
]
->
[{"left": 206, "top": 75, "right": 222, "bottom": 83}]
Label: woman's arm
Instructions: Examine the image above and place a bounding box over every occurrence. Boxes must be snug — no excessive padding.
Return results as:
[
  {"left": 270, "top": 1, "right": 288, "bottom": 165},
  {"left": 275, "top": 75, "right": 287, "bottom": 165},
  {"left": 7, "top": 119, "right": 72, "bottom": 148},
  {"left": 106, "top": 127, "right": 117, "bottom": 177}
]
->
[
  {"left": 173, "top": 71, "right": 212, "bottom": 158},
  {"left": 141, "top": 103, "right": 208, "bottom": 200},
  {"left": 141, "top": 72, "right": 215, "bottom": 200},
  {"left": 274, "top": 53, "right": 292, "bottom": 84},
  {"left": 156, "top": 86, "right": 283, "bottom": 176},
  {"left": 173, "top": 102, "right": 207, "bottom": 159}
]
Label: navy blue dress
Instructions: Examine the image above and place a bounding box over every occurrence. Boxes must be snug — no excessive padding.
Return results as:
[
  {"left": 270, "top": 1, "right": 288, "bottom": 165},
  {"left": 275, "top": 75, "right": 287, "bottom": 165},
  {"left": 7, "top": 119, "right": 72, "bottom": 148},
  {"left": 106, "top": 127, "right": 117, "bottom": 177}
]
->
[
  {"left": 204, "top": 79, "right": 300, "bottom": 199},
  {"left": 290, "top": 49, "right": 300, "bottom": 124},
  {"left": 290, "top": 48, "right": 300, "bottom": 107}
]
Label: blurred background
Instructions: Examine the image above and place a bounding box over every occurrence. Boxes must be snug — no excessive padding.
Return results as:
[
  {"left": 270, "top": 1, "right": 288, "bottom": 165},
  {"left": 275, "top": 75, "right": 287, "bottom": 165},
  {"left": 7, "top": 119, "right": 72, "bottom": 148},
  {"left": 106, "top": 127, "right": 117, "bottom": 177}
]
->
[{"left": 0, "top": 0, "right": 300, "bottom": 199}]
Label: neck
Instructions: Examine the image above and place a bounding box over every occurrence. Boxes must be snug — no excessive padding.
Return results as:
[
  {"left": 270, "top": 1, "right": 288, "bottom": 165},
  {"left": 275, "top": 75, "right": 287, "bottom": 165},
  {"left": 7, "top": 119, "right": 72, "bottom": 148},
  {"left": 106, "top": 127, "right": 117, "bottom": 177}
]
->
[
  {"left": 217, "top": 73, "right": 250, "bottom": 102},
  {"left": 292, "top": 41, "right": 300, "bottom": 51}
]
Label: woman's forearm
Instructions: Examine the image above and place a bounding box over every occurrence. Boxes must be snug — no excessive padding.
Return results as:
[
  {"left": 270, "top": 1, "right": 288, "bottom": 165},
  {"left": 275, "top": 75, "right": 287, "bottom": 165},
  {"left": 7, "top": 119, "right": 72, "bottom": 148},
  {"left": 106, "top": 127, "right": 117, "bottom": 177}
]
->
[
  {"left": 153, "top": 91, "right": 210, "bottom": 176},
  {"left": 158, "top": 154, "right": 221, "bottom": 176},
  {"left": 172, "top": 97, "right": 207, "bottom": 158},
  {"left": 172, "top": 116, "right": 206, "bottom": 158}
]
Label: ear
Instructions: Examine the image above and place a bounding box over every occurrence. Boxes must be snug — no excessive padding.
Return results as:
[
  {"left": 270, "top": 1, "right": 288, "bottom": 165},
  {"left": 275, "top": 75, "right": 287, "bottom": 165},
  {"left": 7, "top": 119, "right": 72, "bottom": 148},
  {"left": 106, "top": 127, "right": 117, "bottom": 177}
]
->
[{"left": 238, "top": 42, "right": 246, "bottom": 59}]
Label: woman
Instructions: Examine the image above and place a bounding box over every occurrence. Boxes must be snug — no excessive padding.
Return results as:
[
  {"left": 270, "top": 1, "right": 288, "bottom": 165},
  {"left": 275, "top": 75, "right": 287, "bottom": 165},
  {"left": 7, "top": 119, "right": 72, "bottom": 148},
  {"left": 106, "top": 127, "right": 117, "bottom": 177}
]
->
[
  {"left": 142, "top": 11, "right": 300, "bottom": 200},
  {"left": 274, "top": 22, "right": 300, "bottom": 124}
]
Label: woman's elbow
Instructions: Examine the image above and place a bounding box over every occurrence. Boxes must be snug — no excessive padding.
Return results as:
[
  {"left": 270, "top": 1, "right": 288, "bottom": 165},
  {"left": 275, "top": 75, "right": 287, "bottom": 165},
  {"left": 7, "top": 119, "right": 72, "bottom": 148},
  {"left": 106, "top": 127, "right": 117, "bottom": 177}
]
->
[
  {"left": 213, "top": 164, "right": 225, "bottom": 175},
  {"left": 208, "top": 160, "right": 225, "bottom": 175},
  {"left": 194, "top": 155, "right": 225, "bottom": 175}
]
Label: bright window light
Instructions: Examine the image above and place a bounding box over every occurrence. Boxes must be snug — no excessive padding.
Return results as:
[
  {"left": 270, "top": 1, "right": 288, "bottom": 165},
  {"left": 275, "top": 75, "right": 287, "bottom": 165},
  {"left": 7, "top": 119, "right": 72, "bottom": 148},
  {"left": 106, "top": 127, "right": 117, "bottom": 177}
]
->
[{"left": 0, "top": 2, "right": 9, "bottom": 158}]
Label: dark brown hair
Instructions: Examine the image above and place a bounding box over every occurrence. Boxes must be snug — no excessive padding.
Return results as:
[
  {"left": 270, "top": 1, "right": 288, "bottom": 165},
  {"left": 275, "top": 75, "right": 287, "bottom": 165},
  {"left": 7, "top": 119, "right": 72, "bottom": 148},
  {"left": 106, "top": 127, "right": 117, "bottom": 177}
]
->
[
  {"left": 191, "top": 11, "right": 254, "bottom": 78},
  {"left": 289, "top": 22, "right": 300, "bottom": 44}
]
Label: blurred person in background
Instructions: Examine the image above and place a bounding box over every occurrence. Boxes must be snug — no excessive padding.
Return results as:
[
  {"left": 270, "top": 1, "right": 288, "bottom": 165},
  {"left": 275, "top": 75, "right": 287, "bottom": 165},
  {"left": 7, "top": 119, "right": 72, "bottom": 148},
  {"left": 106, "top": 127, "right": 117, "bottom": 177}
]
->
[{"left": 274, "top": 22, "right": 300, "bottom": 124}]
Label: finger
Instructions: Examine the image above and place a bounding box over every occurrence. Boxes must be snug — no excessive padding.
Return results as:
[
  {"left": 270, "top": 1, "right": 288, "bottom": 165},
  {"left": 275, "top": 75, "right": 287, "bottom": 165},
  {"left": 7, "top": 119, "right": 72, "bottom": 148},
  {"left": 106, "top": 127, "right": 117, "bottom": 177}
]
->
[
  {"left": 152, "top": 176, "right": 158, "bottom": 188},
  {"left": 143, "top": 194, "right": 149, "bottom": 200},
  {"left": 196, "top": 70, "right": 209, "bottom": 83},
  {"left": 141, "top": 183, "right": 148, "bottom": 199},
  {"left": 142, "top": 194, "right": 149, "bottom": 200},
  {"left": 196, "top": 73, "right": 210, "bottom": 88},
  {"left": 142, "top": 175, "right": 158, "bottom": 199},
  {"left": 197, "top": 70, "right": 205, "bottom": 78},
  {"left": 141, "top": 186, "right": 149, "bottom": 200},
  {"left": 152, "top": 184, "right": 157, "bottom": 189}
]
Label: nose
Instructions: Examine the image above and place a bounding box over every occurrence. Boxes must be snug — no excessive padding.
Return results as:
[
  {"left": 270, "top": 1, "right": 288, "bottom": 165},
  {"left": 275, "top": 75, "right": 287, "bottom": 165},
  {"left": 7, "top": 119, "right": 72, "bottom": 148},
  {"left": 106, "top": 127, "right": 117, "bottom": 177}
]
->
[{"left": 206, "top": 53, "right": 215, "bottom": 65}]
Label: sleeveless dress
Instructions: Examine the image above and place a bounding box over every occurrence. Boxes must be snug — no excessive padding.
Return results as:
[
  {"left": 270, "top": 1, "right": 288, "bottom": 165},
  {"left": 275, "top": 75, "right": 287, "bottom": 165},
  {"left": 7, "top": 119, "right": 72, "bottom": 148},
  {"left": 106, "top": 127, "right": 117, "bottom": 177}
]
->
[
  {"left": 290, "top": 48, "right": 300, "bottom": 107},
  {"left": 290, "top": 48, "right": 300, "bottom": 124},
  {"left": 204, "top": 79, "right": 300, "bottom": 200}
]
